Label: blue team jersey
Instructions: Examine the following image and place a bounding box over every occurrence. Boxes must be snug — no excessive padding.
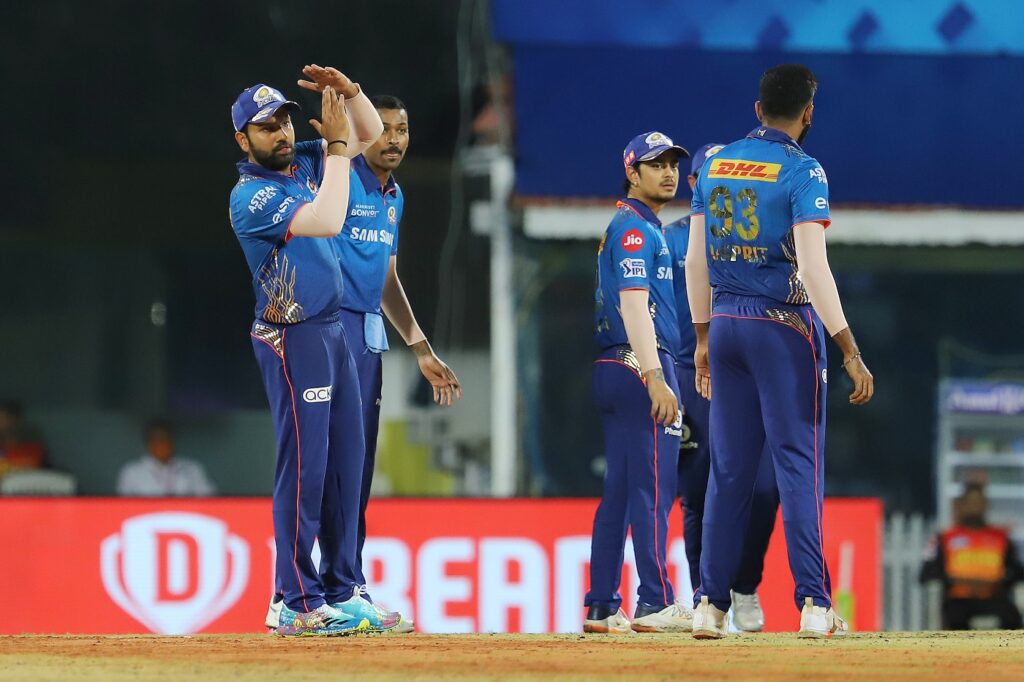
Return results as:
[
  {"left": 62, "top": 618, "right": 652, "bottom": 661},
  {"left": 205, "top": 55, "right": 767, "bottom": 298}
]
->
[
  {"left": 334, "top": 155, "right": 403, "bottom": 314},
  {"left": 229, "top": 140, "right": 344, "bottom": 324},
  {"left": 661, "top": 216, "right": 696, "bottom": 367},
  {"left": 594, "top": 198, "right": 681, "bottom": 360},
  {"left": 691, "top": 127, "right": 831, "bottom": 305}
]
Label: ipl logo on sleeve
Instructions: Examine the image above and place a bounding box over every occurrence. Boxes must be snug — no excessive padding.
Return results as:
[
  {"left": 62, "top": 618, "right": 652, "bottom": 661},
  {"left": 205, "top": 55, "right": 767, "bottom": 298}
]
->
[
  {"left": 100, "top": 512, "right": 250, "bottom": 635},
  {"left": 619, "top": 258, "right": 647, "bottom": 279}
]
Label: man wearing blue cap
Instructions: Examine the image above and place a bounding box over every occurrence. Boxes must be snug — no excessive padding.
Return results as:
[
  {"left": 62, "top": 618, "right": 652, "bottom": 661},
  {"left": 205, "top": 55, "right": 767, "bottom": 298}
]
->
[
  {"left": 686, "top": 64, "right": 874, "bottom": 639},
  {"left": 228, "top": 72, "right": 385, "bottom": 636},
  {"left": 662, "top": 144, "right": 781, "bottom": 633},
  {"left": 262, "top": 67, "right": 462, "bottom": 635},
  {"left": 584, "top": 131, "right": 692, "bottom": 634}
]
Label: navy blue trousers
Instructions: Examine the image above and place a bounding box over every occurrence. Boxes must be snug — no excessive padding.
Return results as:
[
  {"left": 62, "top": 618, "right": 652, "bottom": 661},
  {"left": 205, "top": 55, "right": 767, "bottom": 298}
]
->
[
  {"left": 695, "top": 294, "right": 832, "bottom": 613},
  {"left": 587, "top": 348, "right": 681, "bottom": 610},
  {"left": 338, "top": 308, "right": 384, "bottom": 594},
  {"left": 251, "top": 312, "right": 365, "bottom": 612},
  {"left": 676, "top": 363, "right": 779, "bottom": 595}
]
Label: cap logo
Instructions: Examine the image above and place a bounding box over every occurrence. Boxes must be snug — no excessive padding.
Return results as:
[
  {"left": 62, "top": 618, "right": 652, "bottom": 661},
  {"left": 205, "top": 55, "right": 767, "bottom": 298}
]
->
[
  {"left": 251, "top": 107, "right": 275, "bottom": 123},
  {"left": 645, "top": 132, "right": 672, "bottom": 148},
  {"left": 252, "top": 86, "right": 283, "bottom": 107},
  {"left": 705, "top": 145, "right": 725, "bottom": 159}
]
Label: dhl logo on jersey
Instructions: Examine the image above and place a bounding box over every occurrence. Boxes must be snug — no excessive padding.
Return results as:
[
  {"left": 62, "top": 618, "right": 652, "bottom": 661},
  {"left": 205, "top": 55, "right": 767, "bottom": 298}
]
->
[{"left": 707, "top": 158, "right": 782, "bottom": 182}]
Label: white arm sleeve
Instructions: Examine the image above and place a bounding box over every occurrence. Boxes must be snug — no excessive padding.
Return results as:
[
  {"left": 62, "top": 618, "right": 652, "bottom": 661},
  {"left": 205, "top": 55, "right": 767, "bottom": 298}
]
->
[
  {"left": 793, "top": 221, "right": 849, "bottom": 336},
  {"left": 620, "top": 289, "right": 664, "bottom": 374},
  {"left": 287, "top": 155, "right": 351, "bottom": 237},
  {"left": 684, "top": 214, "right": 712, "bottom": 324},
  {"left": 341, "top": 88, "right": 384, "bottom": 158}
]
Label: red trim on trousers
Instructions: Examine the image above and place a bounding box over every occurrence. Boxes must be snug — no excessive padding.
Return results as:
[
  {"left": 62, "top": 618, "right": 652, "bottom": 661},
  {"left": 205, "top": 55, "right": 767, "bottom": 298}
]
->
[
  {"left": 710, "top": 312, "right": 811, "bottom": 341},
  {"left": 806, "top": 311, "right": 829, "bottom": 602},
  {"left": 279, "top": 329, "right": 310, "bottom": 612},
  {"left": 593, "top": 358, "right": 645, "bottom": 383},
  {"left": 652, "top": 418, "right": 669, "bottom": 605}
]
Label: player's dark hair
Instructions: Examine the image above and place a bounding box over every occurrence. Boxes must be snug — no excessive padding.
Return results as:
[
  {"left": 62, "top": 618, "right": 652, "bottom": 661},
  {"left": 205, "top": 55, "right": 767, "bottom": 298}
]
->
[
  {"left": 143, "top": 418, "right": 174, "bottom": 442},
  {"left": 371, "top": 94, "right": 406, "bottom": 111},
  {"left": 759, "top": 64, "right": 817, "bottom": 120}
]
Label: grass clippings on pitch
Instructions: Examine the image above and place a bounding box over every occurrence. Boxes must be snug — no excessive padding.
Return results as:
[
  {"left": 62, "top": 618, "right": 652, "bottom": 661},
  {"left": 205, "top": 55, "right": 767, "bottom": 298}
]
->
[{"left": 1, "top": 631, "right": 1023, "bottom": 681}]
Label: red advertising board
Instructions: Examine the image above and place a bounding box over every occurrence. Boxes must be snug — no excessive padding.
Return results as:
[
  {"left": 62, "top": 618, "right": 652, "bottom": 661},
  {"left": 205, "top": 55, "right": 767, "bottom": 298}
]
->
[{"left": 0, "top": 498, "right": 880, "bottom": 634}]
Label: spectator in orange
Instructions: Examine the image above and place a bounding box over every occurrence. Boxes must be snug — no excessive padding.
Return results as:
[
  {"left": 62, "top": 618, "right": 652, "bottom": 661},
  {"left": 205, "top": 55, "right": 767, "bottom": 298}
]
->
[
  {"left": 920, "top": 481, "right": 1023, "bottom": 629},
  {"left": 0, "top": 401, "right": 46, "bottom": 477}
]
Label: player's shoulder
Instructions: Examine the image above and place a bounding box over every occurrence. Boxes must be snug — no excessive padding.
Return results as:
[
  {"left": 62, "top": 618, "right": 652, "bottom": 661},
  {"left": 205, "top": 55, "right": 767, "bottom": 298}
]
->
[
  {"left": 230, "top": 174, "right": 280, "bottom": 215},
  {"left": 786, "top": 151, "right": 828, "bottom": 186},
  {"left": 606, "top": 204, "right": 636, "bottom": 233}
]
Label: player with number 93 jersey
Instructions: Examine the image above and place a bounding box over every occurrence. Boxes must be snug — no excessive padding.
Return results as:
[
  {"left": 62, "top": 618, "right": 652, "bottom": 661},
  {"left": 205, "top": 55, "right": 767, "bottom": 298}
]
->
[{"left": 691, "top": 127, "right": 830, "bottom": 305}]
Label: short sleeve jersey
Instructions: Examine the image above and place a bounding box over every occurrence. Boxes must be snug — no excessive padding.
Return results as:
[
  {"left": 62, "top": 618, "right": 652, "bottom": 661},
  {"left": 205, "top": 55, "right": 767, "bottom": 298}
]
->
[
  {"left": 334, "top": 155, "right": 404, "bottom": 314},
  {"left": 594, "top": 198, "right": 681, "bottom": 360},
  {"left": 229, "top": 140, "right": 344, "bottom": 324},
  {"left": 691, "top": 127, "right": 831, "bottom": 305},
  {"left": 661, "top": 216, "right": 697, "bottom": 367}
]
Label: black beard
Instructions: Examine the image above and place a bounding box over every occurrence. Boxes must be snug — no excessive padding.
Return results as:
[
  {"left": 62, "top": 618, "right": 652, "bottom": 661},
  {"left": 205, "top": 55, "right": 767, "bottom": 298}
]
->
[
  {"left": 252, "top": 145, "right": 295, "bottom": 171},
  {"left": 797, "top": 122, "right": 811, "bottom": 145}
]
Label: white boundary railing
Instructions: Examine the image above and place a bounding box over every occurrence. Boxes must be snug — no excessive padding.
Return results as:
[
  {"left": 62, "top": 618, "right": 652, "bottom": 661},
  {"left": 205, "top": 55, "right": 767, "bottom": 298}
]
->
[{"left": 883, "top": 513, "right": 940, "bottom": 631}]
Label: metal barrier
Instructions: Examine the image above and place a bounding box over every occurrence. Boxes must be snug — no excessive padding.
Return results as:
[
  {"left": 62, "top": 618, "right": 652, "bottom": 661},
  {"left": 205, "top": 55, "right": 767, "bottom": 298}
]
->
[{"left": 883, "top": 513, "right": 940, "bottom": 631}]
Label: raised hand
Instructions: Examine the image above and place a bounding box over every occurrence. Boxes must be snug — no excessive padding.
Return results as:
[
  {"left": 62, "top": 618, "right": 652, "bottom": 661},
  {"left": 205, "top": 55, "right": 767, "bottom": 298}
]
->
[
  {"left": 309, "top": 86, "right": 350, "bottom": 151},
  {"left": 298, "top": 64, "right": 360, "bottom": 99}
]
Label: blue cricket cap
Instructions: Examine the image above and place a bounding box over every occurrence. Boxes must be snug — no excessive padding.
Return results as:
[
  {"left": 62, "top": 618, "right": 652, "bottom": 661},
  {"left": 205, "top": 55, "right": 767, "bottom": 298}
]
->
[
  {"left": 690, "top": 143, "right": 726, "bottom": 177},
  {"left": 231, "top": 84, "right": 301, "bottom": 132},
  {"left": 623, "top": 131, "right": 689, "bottom": 169}
]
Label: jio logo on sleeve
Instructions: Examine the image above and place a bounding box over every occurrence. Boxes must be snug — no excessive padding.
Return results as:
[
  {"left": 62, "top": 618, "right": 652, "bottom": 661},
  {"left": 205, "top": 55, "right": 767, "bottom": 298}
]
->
[
  {"left": 100, "top": 512, "right": 250, "bottom": 634},
  {"left": 621, "top": 229, "right": 645, "bottom": 253}
]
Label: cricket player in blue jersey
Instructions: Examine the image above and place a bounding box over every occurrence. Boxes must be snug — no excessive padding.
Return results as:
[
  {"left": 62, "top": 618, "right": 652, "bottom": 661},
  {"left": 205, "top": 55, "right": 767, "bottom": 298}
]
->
[
  {"left": 585, "top": 132, "right": 693, "bottom": 634},
  {"left": 685, "top": 65, "right": 874, "bottom": 639},
  {"left": 229, "top": 75, "right": 387, "bottom": 636},
  {"left": 663, "top": 143, "right": 780, "bottom": 633},
  {"left": 265, "top": 67, "right": 461, "bottom": 634}
]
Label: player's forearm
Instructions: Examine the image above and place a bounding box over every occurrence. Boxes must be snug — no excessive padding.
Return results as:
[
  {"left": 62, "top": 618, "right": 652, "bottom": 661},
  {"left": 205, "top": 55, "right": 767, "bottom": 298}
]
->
[
  {"left": 342, "top": 87, "right": 384, "bottom": 157},
  {"left": 288, "top": 155, "right": 351, "bottom": 237},
  {"left": 620, "top": 290, "right": 663, "bottom": 375},
  {"left": 684, "top": 214, "right": 712, "bottom": 324},
  {"left": 381, "top": 270, "right": 427, "bottom": 346},
  {"left": 793, "top": 221, "right": 850, "bottom": 337}
]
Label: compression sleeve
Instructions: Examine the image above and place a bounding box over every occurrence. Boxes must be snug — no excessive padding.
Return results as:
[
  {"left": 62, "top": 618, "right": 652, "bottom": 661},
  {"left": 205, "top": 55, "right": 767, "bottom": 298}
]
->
[
  {"left": 620, "top": 289, "right": 664, "bottom": 374},
  {"left": 793, "top": 221, "right": 849, "bottom": 335},
  {"left": 684, "top": 214, "right": 712, "bottom": 324},
  {"left": 287, "top": 155, "right": 351, "bottom": 237},
  {"left": 342, "top": 88, "right": 384, "bottom": 157}
]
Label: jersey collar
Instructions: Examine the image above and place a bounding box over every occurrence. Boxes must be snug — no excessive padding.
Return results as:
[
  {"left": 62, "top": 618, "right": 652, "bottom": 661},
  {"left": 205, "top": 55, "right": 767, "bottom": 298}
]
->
[
  {"left": 746, "top": 126, "right": 803, "bottom": 152},
  {"left": 618, "top": 197, "right": 662, "bottom": 228},
  {"left": 353, "top": 154, "right": 399, "bottom": 197},
  {"left": 236, "top": 159, "right": 298, "bottom": 183}
]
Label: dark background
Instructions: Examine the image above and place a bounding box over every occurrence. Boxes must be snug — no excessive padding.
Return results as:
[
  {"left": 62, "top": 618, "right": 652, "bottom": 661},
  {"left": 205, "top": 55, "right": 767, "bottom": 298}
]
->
[{"left": 3, "top": 1, "right": 1022, "bottom": 514}]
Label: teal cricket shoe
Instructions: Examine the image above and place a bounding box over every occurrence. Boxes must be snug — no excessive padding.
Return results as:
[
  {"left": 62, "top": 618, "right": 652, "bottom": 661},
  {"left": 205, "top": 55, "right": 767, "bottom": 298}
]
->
[
  {"left": 331, "top": 586, "right": 403, "bottom": 633},
  {"left": 275, "top": 603, "right": 370, "bottom": 637}
]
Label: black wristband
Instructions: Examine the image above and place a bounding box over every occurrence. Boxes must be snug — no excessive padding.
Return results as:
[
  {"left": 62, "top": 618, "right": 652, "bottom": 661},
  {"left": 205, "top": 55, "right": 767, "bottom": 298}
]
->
[{"left": 328, "top": 139, "right": 348, "bottom": 148}]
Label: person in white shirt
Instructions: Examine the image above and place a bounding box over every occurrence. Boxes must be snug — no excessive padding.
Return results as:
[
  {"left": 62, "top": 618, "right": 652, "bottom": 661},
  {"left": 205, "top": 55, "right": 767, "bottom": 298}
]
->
[{"left": 116, "top": 419, "right": 215, "bottom": 497}]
